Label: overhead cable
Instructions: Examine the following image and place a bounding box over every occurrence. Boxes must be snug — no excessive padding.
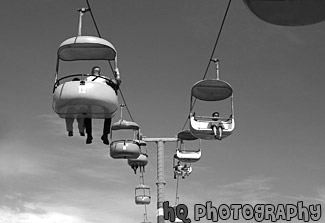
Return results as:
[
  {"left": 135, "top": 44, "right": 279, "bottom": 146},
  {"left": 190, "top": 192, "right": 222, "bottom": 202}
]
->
[
  {"left": 181, "top": 0, "right": 232, "bottom": 131},
  {"left": 85, "top": 0, "right": 135, "bottom": 122},
  {"left": 86, "top": 0, "right": 102, "bottom": 38}
]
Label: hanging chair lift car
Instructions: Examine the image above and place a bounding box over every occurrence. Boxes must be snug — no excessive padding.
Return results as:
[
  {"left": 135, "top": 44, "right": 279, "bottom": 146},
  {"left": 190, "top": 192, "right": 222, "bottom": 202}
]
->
[
  {"left": 175, "top": 130, "right": 201, "bottom": 163},
  {"left": 189, "top": 59, "right": 235, "bottom": 140},
  {"left": 110, "top": 105, "right": 141, "bottom": 159},
  {"left": 128, "top": 140, "right": 149, "bottom": 174},
  {"left": 53, "top": 8, "right": 119, "bottom": 119},
  {"left": 135, "top": 184, "right": 151, "bottom": 205}
]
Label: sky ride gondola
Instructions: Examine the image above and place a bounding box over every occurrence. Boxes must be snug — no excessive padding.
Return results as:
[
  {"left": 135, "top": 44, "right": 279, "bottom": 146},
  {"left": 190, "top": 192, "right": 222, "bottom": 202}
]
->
[
  {"left": 175, "top": 130, "right": 201, "bottom": 163},
  {"left": 128, "top": 140, "right": 149, "bottom": 174},
  {"left": 110, "top": 119, "right": 141, "bottom": 159},
  {"left": 189, "top": 59, "right": 235, "bottom": 140},
  {"left": 244, "top": 0, "right": 325, "bottom": 26},
  {"left": 110, "top": 105, "right": 141, "bottom": 159},
  {"left": 173, "top": 125, "right": 201, "bottom": 180},
  {"left": 52, "top": 8, "right": 119, "bottom": 119},
  {"left": 135, "top": 184, "right": 151, "bottom": 205}
]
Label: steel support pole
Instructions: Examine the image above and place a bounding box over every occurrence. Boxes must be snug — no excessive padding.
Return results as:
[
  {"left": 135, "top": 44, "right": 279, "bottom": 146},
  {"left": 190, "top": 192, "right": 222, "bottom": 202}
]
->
[
  {"left": 143, "top": 137, "right": 177, "bottom": 223},
  {"left": 156, "top": 140, "right": 165, "bottom": 223}
]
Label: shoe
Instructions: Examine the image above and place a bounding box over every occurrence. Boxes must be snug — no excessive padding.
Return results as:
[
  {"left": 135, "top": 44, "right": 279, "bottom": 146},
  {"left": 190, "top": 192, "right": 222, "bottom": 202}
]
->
[
  {"left": 86, "top": 135, "right": 93, "bottom": 144},
  {"left": 80, "top": 132, "right": 85, "bottom": 136},
  {"left": 68, "top": 131, "right": 73, "bottom": 137},
  {"left": 101, "top": 135, "right": 109, "bottom": 145}
]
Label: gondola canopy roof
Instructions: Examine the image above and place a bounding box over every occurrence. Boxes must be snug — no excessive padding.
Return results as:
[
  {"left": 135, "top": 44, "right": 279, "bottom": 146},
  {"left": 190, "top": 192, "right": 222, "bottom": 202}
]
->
[
  {"left": 177, "top": 130, "right": 198, "bottom": 141},
  {"left": 111, "top": 120, "right": 140, "bottom": 131},
  {"left": 58, "top": 36, "right": 116, "bottom": 61},
  {"left": 191, "top": 79, "right": 233, "bottom": 101},
  {"left": 244, "top": 0, "right": 325, "bottom": 26}
]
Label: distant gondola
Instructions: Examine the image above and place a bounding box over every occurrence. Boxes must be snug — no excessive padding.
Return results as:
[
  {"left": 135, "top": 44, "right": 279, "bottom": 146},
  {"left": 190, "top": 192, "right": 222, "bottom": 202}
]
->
[
  {"left": 175, "top": 130, "right": 201, "bottom": 163},
  {"left": 110, "top": 105, "right": 141, "bottom": 159}
]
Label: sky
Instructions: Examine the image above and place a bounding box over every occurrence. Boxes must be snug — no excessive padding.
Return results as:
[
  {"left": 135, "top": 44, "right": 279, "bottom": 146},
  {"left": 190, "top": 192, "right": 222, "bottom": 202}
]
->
[{"left": 1, "top": 0, "right": 325, "bottom": 223}]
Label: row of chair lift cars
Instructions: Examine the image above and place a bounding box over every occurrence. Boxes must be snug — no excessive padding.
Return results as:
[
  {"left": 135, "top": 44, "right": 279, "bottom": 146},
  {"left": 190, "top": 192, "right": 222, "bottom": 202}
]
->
[
  {"left": 52, "top": 1, "right": 325, "bottom": 222},
  {"left": 51, "top": 7, "right": 234, "bottom": 222}
]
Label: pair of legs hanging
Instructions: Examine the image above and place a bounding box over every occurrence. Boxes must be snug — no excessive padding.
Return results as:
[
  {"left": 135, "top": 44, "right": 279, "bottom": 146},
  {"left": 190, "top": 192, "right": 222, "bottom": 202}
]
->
[
  {"left": 65, "top": 118, "right": 85, "bottom": 136},
  {"left": 131, "top": 165, "right": 145, "bottom": 174},
  {"left": 84, "top": 118, "right": 111, "bottom": 145},
  {"left": 211, "top": 124, "right": 223, "bottom": 140}
]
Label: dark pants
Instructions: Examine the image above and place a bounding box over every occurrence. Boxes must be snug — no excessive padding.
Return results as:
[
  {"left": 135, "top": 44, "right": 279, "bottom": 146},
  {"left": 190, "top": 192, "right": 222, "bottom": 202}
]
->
[{"left": 84, "top": 118, "right": 111, "bottom": 136}]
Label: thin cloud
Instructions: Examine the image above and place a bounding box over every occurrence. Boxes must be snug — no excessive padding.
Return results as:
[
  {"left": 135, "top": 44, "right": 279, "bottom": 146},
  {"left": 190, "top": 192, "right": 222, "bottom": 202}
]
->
[
  {"left": 1, "top": 189, "right": 153, "bottom": 223},
  {"left": 37, "top": 114, "right": 68, "bottom": 137},
  {"left": 213, "top": 176, "right": 277, "bottom": 204},
  {"left": 0, "top": 205, "right": 88, "bottom": 223},
  {"left": 39, "top": 113, "right": 107, "bottom": 137},
  {"left": 0, "top": 141, "right": 55, "bottom": 177},
  {"left": 0, "top": 113, "right": 11, "bottom": 140},
  {"left": 316, "top": 187, "right": 325, "bottom": 204},
  {"left": 164, "top": 176, "right": 277, "bottom": 214}
]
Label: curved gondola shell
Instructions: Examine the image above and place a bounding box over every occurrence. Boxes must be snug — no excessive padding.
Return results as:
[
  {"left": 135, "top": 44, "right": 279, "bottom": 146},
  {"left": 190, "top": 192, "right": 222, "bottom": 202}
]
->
[
  {"left": 175, "top": 150, "right": 201, "bottom": 163},
  {"left": 189, "top": 115, "right": 235, "bottom": 140},
  {"left": 110, "top": 140, "right": 140, "bottom": 159},
  {"left": 53, "top": 81, "right": 118, "bottom": 119}
]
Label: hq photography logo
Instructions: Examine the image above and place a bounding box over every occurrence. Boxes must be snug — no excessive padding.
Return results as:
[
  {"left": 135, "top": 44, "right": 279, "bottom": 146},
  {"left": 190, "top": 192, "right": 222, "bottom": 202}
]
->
[{"left": 163, "top": 201, "right": 322, "bottom": 223}]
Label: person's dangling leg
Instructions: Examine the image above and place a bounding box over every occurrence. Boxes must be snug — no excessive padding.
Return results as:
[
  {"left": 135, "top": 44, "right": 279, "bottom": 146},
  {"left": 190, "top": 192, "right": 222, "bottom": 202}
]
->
[
  {"left": 103, "top": 118, "right": 111, "bottom": 134},
  {"left": 77, "top": 118, "right": 85, "bottom": 136},
  {"left": 65, "top": 118, "right": 74, "bottom": 136},
  {"left": 101, "top": 118, "right": 111, "bottom": 145},
  {"left": 84, "top": 118, "right": 93, "bottom": 144},
  {"left": 212, "top": 125, "right": 218, "bottom": 139},
  {"left": 218, "top": 126, "right": 223, "bottom": 140}
]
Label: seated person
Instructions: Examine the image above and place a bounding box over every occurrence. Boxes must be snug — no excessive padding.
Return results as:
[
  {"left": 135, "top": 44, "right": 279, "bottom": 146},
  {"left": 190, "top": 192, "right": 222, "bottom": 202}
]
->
[
  {"left": 86, "top": 66, "right": 120, "bottom": 93},
  {"left": 208, "top": 112, "right": 224, "bottom": 140},
  {"left": 65, "top": 78, "right": 85, "bottom": 137},
  {"left": 65, "top": 117, "right": 84, "bottom": 137},
  {"left": 208, "top": 112, "right": 223, "bottom": 127},
  {"left": 84, "top": 66, "right": 118, "bottom": 145},
  {"left": 174, "top": 161, "right": 184, "bottom": 179},
  {"left": 181, "top": 164, "right": 192, "bottom": 179}
]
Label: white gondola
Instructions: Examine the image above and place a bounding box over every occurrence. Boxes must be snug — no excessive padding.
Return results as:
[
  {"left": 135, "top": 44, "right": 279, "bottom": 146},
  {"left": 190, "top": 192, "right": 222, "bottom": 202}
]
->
[
  {"left": 176, "top": 150, "right": 201, "bottom": 163},
  {"left": 175, "top": 130, "right": 201, "bottom": 163},
  {"left": 110, "top": 119, "right": 141, "bottom": 159},
  {"left": 135, "top": 184, "right": 151, "bottom": 205},
  {"left": 128, "top": 153, "right": 148, "bottom": 169},
  {"left": 189, "top": 60, "right": 235, "bottom": 140},
  {"left": 53, "top": 8, "right": 119, "bottom": 119},
  {"left": 244, "top": 0, "right": 325, "bottom": 26},
  {"left": 128, "top": 140, "right": 148, "bottom": 173}
]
